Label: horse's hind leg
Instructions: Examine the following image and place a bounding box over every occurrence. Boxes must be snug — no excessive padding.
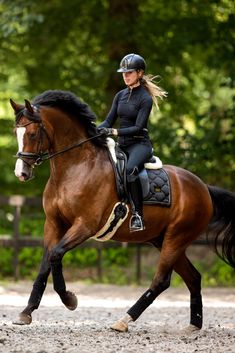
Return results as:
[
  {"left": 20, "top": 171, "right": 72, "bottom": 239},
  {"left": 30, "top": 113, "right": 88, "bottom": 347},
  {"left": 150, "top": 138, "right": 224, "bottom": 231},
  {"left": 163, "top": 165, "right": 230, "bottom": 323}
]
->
[
  {"left": 111, "top": 241, "right": 177, "bottom": 332},
  {"left": 111, "top": 243, "right": 203, "bottom": 333},
  {"left": 14, "top": 249, "right": 51, "bottom": 325},
  {"left": 173, "top": 253, "right": 202, "bottom": 330}
]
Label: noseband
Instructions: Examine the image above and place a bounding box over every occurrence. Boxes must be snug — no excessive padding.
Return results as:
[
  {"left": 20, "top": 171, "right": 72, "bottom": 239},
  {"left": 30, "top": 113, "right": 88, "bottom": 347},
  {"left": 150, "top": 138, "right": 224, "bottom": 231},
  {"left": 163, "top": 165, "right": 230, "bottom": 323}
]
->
[{"left": 14, "top": 106, "right": 103, "bottom": 167}]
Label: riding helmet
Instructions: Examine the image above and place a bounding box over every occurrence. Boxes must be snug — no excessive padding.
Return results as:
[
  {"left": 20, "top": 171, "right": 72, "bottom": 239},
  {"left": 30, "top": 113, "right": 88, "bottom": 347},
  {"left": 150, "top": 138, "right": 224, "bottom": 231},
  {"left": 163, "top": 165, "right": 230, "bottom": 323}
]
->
[{"left": 117, "top": 54, "right": 146, "bottom": 73}]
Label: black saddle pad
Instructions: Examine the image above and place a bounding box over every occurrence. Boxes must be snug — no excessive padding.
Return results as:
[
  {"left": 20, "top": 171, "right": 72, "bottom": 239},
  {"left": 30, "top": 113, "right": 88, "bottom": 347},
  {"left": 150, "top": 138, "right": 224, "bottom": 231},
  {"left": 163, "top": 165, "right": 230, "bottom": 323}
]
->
[
  {"left": 143, "top": 168, "right": 171, "bottom": 206},
  {"left": 108, "top": 144, "right": 171, "bottom": 207}
]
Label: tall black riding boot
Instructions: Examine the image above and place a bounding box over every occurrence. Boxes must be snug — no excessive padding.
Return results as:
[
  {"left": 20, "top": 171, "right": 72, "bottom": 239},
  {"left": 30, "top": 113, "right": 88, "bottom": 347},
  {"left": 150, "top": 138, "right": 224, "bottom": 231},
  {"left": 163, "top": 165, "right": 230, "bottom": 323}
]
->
[{"left": 127, "top": 176, "right": 145, "bottom": 232}]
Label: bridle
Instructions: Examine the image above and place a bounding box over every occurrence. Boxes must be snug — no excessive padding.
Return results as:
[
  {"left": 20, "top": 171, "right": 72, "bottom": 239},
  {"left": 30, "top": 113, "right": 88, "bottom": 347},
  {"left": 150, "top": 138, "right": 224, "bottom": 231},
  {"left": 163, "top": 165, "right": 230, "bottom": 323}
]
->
[{"left": 14, "top": 106, "right": 103, "bottom": 167}]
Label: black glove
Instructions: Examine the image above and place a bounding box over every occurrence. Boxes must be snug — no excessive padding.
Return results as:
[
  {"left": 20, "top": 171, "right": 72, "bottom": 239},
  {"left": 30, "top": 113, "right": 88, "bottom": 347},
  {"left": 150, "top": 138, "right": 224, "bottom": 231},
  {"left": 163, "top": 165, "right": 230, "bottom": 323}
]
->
[{"left": 97, "top": 127, "right": 114, "bottom": 136}]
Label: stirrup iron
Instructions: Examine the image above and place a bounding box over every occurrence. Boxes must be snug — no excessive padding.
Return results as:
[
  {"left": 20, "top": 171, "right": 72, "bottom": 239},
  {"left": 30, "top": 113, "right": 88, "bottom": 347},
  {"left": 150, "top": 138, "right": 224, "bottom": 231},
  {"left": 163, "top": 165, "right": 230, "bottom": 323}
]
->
[{"left": 129, "top": 213, "right": 145, "bottom": 232}]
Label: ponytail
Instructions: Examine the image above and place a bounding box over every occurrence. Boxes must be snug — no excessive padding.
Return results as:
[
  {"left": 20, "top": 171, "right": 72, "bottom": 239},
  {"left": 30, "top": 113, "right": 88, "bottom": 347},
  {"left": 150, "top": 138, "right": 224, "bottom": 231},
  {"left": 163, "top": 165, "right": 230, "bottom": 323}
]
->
[{"left": 140, "top": 74, "right": 167, "bottom": 109}]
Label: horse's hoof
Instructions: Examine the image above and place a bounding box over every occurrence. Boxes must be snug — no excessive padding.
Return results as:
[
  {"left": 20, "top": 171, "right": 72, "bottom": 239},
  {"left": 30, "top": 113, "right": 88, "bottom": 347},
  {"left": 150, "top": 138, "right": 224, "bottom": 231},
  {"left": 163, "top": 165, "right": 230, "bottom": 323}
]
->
[
  {"left": 110, "top": 320, "right": 128, "bottom": 332},
  {"left": 13, "top": 313, "right": 32, "bottom": 325},
  {"left": 180, "top": 324, "right": 201, "bottom": 335},
  {"left": 64, "top": 291, "right": 78, "bottom": 311}
]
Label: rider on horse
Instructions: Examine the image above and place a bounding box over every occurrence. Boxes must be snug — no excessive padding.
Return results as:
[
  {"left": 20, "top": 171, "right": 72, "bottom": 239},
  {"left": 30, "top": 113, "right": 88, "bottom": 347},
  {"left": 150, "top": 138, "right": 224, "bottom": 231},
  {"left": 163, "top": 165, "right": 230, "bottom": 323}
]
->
[{"left": 98, "top": 54, "right": 167, "bottom": 232}]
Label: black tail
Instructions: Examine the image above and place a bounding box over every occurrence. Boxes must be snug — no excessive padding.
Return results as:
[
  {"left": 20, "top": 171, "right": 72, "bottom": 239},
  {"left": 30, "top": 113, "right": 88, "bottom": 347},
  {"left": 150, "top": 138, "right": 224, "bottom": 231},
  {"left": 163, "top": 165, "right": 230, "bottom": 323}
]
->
[{"left": 208, "top": 185, "right": 235, "bottom": 269}]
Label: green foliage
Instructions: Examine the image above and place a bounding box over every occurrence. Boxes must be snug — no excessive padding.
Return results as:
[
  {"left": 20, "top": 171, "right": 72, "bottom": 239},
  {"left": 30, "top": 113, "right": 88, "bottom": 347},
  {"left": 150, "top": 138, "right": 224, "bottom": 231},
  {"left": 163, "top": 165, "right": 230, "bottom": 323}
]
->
[
  {"left": 0, "top": 245, "right": 133, "bottom": 283},
  {"left": 0, "top": 203, "right": 45, "bottom": 238},
  {"left": 202, "top": 258, "right": 235, "bottom": 287},
  {"left": 63, "top": 247, "right": 98, "bottom": 268},
  {"left": 102, "top": 247, "right": 131, "bottom": 266},
  {"left": 18, "top": 207, "right": 45, "bottom": 236},
  {"left": 98, "top": 247, "right": 134, "bottom": 284},
  {"left": 63, "top": 246, "right": 135, "bottom": 284},
  {"left": 0, "top": 245, "right": 234, "bottom": 286},
  {"left": 0, "top": 248, "right": 14, "bottom": 277},
  {"left": 18, "top": 247, "right": 43, "bottom": 277},
  {"left": 171, "top": 257, "right": 235, "bottom": 288},
  {"left": 0, "top": 205, "right": 13, "bottom": 234}
]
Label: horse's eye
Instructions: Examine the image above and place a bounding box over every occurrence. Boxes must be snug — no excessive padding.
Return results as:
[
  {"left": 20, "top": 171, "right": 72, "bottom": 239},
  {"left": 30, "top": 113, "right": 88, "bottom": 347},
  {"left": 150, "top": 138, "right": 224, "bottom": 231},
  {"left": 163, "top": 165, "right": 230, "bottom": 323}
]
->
[{"left": 27, "top": 132, "right": 37, "bottom": 140}]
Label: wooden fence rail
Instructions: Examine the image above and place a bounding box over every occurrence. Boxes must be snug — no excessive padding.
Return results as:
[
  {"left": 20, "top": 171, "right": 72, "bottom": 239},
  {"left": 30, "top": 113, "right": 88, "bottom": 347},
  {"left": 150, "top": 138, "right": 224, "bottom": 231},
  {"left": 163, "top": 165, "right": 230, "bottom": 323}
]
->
[{"left": 0, "top": 195, "right": 209, "bottom": 283}]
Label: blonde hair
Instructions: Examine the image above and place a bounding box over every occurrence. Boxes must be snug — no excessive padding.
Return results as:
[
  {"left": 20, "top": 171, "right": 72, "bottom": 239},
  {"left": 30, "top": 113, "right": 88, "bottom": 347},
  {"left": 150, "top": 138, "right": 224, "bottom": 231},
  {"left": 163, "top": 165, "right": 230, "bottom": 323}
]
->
[{"left": 140, "top": 74, "right": 167, "bottom": 109}]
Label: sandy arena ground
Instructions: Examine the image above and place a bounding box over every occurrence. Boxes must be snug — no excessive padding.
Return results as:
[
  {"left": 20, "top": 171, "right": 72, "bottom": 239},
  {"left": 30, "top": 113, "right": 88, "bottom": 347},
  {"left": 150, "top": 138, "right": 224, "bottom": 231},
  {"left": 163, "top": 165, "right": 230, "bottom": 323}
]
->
[{"left": 0, "top": 281, "right": 234, "bottom": 353}]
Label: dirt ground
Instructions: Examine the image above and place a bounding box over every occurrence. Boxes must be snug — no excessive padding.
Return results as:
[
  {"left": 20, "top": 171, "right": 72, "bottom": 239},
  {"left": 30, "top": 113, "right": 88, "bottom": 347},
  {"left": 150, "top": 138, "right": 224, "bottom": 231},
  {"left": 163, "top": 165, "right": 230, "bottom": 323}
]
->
[{"left": 0, "top": 281, "right": 234, "bottom": 353}]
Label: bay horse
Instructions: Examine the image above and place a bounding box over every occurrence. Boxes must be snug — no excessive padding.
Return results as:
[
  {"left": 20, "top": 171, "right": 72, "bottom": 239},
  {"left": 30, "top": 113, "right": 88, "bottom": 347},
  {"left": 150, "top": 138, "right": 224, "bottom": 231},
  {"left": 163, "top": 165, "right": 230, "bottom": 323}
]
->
[{"left": 10, "top": 90, "right": 235, "bottom": 332}]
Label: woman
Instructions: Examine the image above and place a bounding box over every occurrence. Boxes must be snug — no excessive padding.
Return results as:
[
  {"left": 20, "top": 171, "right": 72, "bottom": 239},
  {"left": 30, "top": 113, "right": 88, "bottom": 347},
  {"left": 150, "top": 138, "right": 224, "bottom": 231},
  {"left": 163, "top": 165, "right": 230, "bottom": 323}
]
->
[{"left": 98, "top": 53, "right": 167, "bottom": 232}]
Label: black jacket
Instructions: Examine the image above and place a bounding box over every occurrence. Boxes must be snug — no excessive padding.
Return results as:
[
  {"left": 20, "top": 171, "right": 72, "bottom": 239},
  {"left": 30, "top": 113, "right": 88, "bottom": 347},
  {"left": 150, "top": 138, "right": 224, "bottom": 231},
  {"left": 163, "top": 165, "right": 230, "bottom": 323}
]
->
[{"left": 99, "top": 85, "right": 153, "bottom": 146}]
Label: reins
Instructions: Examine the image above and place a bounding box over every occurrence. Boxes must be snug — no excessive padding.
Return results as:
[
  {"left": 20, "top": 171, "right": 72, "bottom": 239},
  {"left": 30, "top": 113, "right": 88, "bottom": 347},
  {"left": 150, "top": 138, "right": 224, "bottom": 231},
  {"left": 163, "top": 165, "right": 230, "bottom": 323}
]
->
[{"left": 33, "top": 134, "right": 103, "bottom": 165}]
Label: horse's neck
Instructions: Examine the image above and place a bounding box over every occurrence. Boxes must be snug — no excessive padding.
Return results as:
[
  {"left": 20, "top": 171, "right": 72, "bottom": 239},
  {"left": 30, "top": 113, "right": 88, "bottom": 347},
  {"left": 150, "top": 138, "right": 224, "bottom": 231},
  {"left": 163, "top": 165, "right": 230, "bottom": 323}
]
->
[
  {"left": 43, "top": 112, "right": 105, "bottom": 180},
  {"left": 43, "top": 108, "right": 87, "bottom": 154}
]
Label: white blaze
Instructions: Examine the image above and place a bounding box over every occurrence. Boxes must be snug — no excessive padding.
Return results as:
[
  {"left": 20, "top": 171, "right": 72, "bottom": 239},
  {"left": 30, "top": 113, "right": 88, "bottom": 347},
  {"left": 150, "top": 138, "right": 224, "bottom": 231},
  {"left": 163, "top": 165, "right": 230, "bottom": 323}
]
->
[{"left": 14, "top": 127, "right": 26, "bottom": 177}]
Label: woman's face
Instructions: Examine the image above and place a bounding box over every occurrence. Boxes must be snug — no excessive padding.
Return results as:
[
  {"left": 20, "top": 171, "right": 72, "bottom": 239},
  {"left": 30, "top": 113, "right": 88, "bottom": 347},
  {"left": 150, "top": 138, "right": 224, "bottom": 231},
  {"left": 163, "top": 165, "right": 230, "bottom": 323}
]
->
[{"left": 122, "top": 70, "right": 142, "bottom": 88}]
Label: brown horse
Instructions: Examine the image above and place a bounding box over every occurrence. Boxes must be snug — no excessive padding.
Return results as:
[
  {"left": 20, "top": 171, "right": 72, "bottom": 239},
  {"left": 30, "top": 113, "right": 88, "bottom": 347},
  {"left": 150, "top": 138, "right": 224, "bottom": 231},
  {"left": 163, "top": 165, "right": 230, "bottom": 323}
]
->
[{"left": 10, "top": 90, "right": 235, "bottom": 332}]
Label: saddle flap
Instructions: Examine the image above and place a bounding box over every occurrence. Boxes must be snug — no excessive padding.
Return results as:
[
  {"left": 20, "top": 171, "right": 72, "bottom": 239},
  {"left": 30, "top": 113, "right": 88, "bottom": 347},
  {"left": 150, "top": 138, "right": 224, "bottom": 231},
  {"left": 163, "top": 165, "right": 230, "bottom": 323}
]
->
[{"left": 139, "top": 169, "right": 150, "bottom": 199}]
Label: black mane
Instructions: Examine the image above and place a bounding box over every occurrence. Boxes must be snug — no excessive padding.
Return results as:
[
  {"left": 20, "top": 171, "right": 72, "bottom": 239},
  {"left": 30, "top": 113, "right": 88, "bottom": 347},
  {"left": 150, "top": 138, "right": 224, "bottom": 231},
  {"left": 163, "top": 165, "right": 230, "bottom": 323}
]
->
[{"left": 32, "top": 90, "right": 106, "bottom": 147}]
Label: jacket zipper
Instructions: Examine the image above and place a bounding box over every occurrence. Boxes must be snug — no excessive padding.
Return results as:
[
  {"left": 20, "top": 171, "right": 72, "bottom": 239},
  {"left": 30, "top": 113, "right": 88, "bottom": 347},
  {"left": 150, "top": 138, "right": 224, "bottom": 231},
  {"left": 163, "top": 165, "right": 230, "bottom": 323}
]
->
[{"left": 127, "top": 88, "right": 132, "bottom": 102}]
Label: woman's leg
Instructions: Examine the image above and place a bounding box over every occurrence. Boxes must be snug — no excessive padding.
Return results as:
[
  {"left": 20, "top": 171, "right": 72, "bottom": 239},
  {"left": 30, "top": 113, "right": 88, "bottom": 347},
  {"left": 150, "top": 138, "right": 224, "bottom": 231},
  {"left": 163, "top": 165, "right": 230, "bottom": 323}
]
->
[{"left": 124, "top": 143, "right": 152, "bottom": 231}]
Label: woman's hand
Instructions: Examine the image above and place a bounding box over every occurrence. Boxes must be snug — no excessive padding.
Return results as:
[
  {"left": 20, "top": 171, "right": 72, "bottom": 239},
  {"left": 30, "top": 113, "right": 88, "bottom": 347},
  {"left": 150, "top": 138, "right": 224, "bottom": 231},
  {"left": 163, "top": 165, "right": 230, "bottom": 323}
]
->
[{"left": 97, "top": 127, "right": 118, "bottom": 136}]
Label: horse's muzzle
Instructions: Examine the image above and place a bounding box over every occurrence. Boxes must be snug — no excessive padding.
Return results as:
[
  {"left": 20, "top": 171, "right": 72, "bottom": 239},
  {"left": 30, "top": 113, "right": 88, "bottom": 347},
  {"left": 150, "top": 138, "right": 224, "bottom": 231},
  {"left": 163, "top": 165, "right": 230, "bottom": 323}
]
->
[{"left": 14, "top": 158, "right": 34, "bottom": 182}]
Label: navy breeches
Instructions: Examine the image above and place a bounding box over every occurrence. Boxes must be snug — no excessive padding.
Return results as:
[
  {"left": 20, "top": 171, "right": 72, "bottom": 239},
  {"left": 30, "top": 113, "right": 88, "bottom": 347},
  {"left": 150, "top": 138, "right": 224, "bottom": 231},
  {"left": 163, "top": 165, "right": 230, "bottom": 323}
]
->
[{"left": 121, "top": 142, "right": 153, "bottom": 180}]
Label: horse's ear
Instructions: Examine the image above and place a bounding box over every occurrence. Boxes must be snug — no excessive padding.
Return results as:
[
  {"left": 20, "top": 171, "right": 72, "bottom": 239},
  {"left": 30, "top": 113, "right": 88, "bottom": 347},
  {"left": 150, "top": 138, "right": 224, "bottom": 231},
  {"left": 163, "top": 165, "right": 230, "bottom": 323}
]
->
[
  {"left": 24, "top": 99, "right": 34, "bottom": 114},
  {"left": 10, "top": 99, "right": 22, "bottom": 113}
]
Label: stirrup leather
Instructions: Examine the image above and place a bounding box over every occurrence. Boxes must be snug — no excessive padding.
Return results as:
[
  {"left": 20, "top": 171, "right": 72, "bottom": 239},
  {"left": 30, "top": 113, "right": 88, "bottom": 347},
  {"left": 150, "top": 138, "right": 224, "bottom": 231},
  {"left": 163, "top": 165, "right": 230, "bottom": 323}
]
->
[{"left": 129, "top": 213, "right": 145, "bottom": 232}]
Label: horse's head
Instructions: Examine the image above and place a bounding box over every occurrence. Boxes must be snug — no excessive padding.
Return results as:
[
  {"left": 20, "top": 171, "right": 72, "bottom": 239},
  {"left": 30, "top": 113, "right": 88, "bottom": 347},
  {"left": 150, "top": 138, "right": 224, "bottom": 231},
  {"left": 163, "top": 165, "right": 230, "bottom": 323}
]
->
[{"left": 10, "top": 99, "right": 50, "bottom": 182}]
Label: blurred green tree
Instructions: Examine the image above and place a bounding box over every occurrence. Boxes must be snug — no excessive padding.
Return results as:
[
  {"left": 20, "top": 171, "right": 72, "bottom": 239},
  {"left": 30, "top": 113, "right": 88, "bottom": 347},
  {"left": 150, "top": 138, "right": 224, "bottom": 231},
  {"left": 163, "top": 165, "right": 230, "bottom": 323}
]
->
[{"left": 0, "top": 0, "right": 234, "bottom": 195}]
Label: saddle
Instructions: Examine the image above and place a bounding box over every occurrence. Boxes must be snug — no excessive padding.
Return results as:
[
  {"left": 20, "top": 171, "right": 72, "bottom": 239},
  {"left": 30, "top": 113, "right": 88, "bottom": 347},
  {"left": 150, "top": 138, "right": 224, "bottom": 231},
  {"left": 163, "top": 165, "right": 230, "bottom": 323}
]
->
[{"left": 107, "top": 138, "right": 171, "bottom": 207}]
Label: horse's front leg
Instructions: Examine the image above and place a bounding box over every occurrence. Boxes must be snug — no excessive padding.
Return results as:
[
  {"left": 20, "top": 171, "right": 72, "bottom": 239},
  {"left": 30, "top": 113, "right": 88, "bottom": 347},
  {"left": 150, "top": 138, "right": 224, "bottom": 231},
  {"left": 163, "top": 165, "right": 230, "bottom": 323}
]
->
[
  {"left": 49, "top": 222, "right": 90, "bottom": 310},
  {"left": 49, "top": 243, "right": 78, "bottom": 311},
  {"left": 14, "top": 249, "right": 51, "bottom": 325}
]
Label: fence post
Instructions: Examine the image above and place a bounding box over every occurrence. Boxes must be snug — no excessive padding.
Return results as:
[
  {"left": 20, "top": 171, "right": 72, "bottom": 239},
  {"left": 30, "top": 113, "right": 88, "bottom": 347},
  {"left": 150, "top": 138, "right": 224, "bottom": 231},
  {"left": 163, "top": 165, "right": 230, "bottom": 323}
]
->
[
  {"left": 97, "top": 244, "right": 103, "bottom": 281},
  {"left": 10, "top": 196, "right": 25, "bottom": 280},
  {"left": 136, "top": 244, "right": 142, "bottom": 285}
]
